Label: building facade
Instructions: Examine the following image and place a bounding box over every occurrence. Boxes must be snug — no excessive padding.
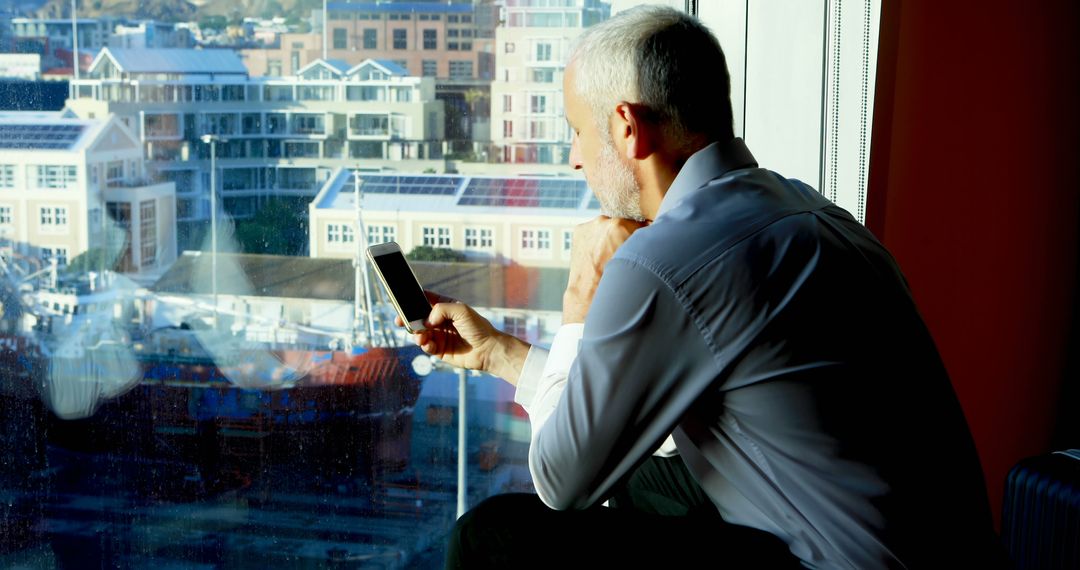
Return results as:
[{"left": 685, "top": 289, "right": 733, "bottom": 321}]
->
[
  {"left": 0, "top": 111, "right": 177, "bottom": 276},
  {"left": 308, "top": 168, "right": 594, "bottom": 269},
  {"left": 490, "top": 0, "right": 608, "bottom": 164},
  {"left": 66, "top": 48, "right": 445, "bottom": 234}
]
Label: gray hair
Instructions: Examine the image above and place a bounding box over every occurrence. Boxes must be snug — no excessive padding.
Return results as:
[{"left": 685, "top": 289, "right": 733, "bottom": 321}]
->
[{"left": 569, "top": 5, "right": 734, "bottom": 148}]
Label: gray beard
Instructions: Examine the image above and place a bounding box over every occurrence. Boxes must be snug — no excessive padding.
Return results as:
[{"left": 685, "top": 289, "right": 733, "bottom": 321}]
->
[{"left": 593, "top": 138, "right": 645, "bottom": 221}]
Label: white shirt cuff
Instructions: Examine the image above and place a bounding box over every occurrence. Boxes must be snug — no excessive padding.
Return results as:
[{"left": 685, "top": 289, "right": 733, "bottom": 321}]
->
[{"left": 514, "top": 323, "right": 583, "bottom": 411}]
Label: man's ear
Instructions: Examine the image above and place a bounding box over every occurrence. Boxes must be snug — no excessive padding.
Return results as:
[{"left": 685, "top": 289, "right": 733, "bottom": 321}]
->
[{"left": 614, "top": 101, "right": 654, "bottom": 160}]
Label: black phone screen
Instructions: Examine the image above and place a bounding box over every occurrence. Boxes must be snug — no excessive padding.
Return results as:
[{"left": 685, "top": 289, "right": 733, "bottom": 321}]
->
[{"left": 371, "top": 251, "right": 431, "bottom": 323}]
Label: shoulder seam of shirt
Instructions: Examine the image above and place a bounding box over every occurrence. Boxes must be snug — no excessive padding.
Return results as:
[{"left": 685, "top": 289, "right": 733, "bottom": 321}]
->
[{"left": 606, "top": 255, "right": 725, "bottom": 374}]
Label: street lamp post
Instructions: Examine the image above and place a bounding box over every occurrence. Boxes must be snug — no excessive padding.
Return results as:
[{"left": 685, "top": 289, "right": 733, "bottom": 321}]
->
[
  {"left": 200, "top": 134, "right": 225, "bottom": 327},
  {"left": 412, "top": 355, "right": 472, "bottom": 519}
]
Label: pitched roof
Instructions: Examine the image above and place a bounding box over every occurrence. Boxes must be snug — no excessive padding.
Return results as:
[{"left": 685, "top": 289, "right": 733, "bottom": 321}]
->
[
  {"left": 153, "top": 252, "right": 567, "bottom": 312},
  {"left": 297, "top": 58, "right": 352, "bottom": 76},
  {"left": 369, "top": 59, "right": 409, "bottom": 77},
  {"left": 99, "top": 48, "right": 248, "bottom": 75}
]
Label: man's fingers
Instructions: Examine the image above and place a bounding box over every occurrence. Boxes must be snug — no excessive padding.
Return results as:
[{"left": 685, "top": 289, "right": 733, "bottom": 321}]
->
[{"left": 426, "top": 302, "right": 470, "bottom": 329}]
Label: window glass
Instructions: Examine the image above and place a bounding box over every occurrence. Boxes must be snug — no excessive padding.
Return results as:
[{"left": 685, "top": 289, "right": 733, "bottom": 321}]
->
[{"left": 0, "top": 2, "right": 884, "bottom": 568}]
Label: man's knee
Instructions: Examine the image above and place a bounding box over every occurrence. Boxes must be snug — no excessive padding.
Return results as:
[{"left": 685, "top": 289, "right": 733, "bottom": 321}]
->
[{"left": 446, "top": 494, "right": 544, "bottom": 569}]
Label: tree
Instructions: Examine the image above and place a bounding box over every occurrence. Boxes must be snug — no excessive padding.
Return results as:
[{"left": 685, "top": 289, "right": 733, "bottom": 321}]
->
[
  {"left": 235, "top": 198, "right": 309, "bottom": 256},
  {"left": 406, "top": 246, "right": 465, "bottom": 263}
]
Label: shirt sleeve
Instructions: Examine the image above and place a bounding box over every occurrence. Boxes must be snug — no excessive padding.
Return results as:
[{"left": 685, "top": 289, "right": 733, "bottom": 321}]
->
[
  {"left": 526, "top": 258, "right": 715, "bottom": 510},
  {"left": 516, "top": 324, "right": 679, "bottom": 458}
]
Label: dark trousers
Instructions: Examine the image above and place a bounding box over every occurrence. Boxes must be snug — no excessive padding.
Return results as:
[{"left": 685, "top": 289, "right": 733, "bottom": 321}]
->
[{"left": 445, "top": 456, "right": 801, "bottom": 569}]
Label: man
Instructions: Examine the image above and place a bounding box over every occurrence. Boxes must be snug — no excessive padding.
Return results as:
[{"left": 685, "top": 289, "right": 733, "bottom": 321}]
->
[{"left": 412, "top": 6, "right": 1003, "bottom": 568}]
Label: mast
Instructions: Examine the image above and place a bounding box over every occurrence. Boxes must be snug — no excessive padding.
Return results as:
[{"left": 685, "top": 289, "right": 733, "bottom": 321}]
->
[{"left": 352, "top": 171, "right": 377, "bottom": 348}]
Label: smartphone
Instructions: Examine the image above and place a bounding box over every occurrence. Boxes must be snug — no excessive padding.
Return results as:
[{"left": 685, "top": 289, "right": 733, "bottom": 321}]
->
[{"left": 366, "top": 241, "right": 432, "bottom": 333}]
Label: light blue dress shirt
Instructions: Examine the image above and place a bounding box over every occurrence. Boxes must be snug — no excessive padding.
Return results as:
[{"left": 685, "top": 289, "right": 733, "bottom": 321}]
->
[{"left": 515, "top": 138, "right": 998, "bottom": 568}]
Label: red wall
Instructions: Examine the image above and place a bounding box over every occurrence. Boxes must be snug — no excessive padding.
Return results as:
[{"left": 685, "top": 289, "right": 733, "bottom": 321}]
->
[{"left": 866, "top": 0, "right": 1080, "bottom": 525}]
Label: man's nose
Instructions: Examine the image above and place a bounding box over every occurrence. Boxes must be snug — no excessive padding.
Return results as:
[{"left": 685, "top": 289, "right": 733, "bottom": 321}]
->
[{"left": 569, "top": 134, "right": 583, "bottom": 170}]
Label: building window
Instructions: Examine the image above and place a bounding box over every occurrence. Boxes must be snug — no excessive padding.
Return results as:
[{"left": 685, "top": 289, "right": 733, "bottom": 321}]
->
[
  {"left": 267, "top": 59, "right": 282, "bottom": 76},
  {"left": 39, "top": 206, "right": 68, "bottom": 231},
  {"left": 448, "top": 29, "right": 459, "bottom": 38},
  {"left": 327, "top": 223, "right": 355, "bottom": 245},
  {"left": 422, "top": 60, "right": 437, "bottom": 77},
  {"left": 106, "top": 160, "right": 124, "bottom": 182},
  {"left": 505, "top": 42, "right": 515, "bottom": 53},
  {"left": 367, "top": 224, "right": 396, "bottom": 245},
  {"left": 529, "top": 120, "right": 547, "bottom": 139},
  {"left": 530, "top": 95, "right": 547, "bottom": 114},
  {"left": 363, "top": 28, "right": 377, "bottom": 49},
  {"left": 520, "top": 229, "right": 551, "bottom": 253},
  {"left": 448, "top": 15, "right": 459, "bottom": 23},
  {"left": 393, "top": 29, "right": 407, "bottom": 50},
  {"left": 531, "top": 68, "right": 555, "bottom": 83},
  {"left": 563, "top": 229, "right": 573, "bottom": 252},
  {"left": 333, "top": 28, "right": 347, "bottom": 49},
  {"left": 449, "top": 60, "right": 473, "bottom": 79},
  {"left": 503, "top": 95, "right": 512, "bottom": 113},
  {"left": 464, "top": 227, "right": 494, "bottom": 251},
  {"left": 0, "top": 205, "right": 12, "bottom": 224},
  {"left": 423, "top": 29, "right": 437, "bottom": 50},
  {"left": 0, "top": 165, "right": 13, "bottom": 188},
  {"left": 447, "top": 42, "right": 459, "bottom": 51},
  {"left": 36, "top": 165, "right": 77, "bottom": 189},
  {"left": 140, "top": 200, "right": 156, "bottom": 267},
  {"left": 503, "top": 315, "right": 527, "bottom": 338},
  {"left": 422, "top": 225, "right": 452, "bottom": 248},
  {"left": 503, "top": 120, "right": 513, "bottom": 138},
  {"left": 41, "top": 246, "right": 68, "bottom": 267},
  {"left": 535, "top": 42, "right": 552, "bottom": 62}
]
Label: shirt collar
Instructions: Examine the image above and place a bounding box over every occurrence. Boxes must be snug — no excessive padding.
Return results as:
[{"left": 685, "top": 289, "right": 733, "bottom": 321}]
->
[{"left": 656, "top": 137, "right": 758, "bottom": 218}]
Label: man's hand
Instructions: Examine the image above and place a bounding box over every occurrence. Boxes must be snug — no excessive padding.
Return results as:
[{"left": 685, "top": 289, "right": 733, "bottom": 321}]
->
[
  {"left": 564, "top": 216, "right": 648, "bottom": 323},
  {"left": 397, "top": 291, "right": 532, "bottom": 385}
]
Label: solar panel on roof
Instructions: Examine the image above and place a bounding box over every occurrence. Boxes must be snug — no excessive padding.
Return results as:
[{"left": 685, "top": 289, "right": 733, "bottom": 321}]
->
[
  {"left": 0, "top": 124, "right": 86, "bottom": 150},
  {"left": 457, "top": 177, "right": 589, "bottom": 209},
  {"left": 345, "top": 173, "right": 461, "bottom": 195}
]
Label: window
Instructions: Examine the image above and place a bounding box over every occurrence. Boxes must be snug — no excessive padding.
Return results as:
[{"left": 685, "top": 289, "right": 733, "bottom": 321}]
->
[
  {"left": 363, "top": 28, "right": 377, "bottom": 49},
  {"left": 505, "top": 42, "right": 515, "bottom": 53},
  {"left": 332, "top": 28, "right": 347, "bottom": 49},
  {"left": 422, "top": 225, "right": 452, "bottom": 248},
  {"left": 326, "top": 223, "right": 355, "bottom": 245},
  {"left": 503, "top": 120, "right": 513, "bottom": 138},
  {"left": 535, "top": 42, "right": 552, "bottom": 62},
  {"left": 448, "top": 29, "right": 459, "bottom": 38},
  {"left": 563, "top": 229, "right": 573, "bottom": 252},
  {"left": 36, "top": 165, "right": 77, "bottom": 189},
  {"left": 531, "top": 68, "right": 555, "bottom": 83},
  {"left": 367, "top": 224, "right": 396, "bottom": 245},
  {"left": 0, "top": 165, "right": 13, "bottom": 188},
  {"left": 393, "top": 29, "right": 407, "bottom": 50},
  {"left": 503, "top": 95, "right": 512, "bottom": 113},
  {"left": 529, "top": 120, "right": 547, "bottom": 139},
  {"left": 530, "top": 95, "right": 547, "bottom": 114},
  {"left": 422, "top": 60, "right": 438, "bottom": 77},
  {"left": 40, "top": 246, "right": 68, "bottom": 267},
  {"left": 140, "top": 200, "right": 156, "bottom": 267},
  {"left": 0, "top": 205, "right": 12, "bottom": 224},
  {"left": 448, "top": 15, "right": 459, "bottom": 23},
  {"left": 423, "top": 29, "right": 437, "bottom": 50},
  {"left": 106, "top": 160, "right": 123, "bottom": 182},
  {"left": 464, "top": 227, "right": 494, "bottom": 251},
  {"left": 503, "top": 315, "right": 527, "bottom": 338},
  {"left": 520, "top": 228, "right": 551, "bottom": 253},
  {"left": 449, "top": 60, "right": 473, "bottom": 79},
  {"left": 267, "top": 59, "right": 282, "bottom": 76},
  {"left": 39, "top": 206, "right": 68, "bottom": 231}
]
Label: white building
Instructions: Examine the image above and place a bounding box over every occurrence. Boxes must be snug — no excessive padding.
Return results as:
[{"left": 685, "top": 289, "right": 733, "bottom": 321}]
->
[
  {"left": 66, "top": 49, "right": 445, "bottom": 234},
  {"left": 0, "top": 53, "right": 41, "bottom": 80},
  {"left": 0, "top": 111, "right": 177, "bottom": 276},
  {"left": 491, "top": 0, "right": 609, "bottom": 164},
  {"left": 309, "top": 168, "right": 595, "bottom": 268}
]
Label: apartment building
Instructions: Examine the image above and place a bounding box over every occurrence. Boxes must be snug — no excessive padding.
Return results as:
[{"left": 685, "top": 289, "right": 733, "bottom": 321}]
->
[
  {"left": 66, "top": 48, "right": 445, "bottom": 235},
  {"left": 0, "top": 111, "right": 177, "bottom": 276},
  {"left": 308, "top": 168, "right": 595, "bottom": 268},
  {"left": 490, "top": 0, "right": 608, "bottom": 164},
  {"left": 242, "top": 1, "right": 496, "bottom": 81}
]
